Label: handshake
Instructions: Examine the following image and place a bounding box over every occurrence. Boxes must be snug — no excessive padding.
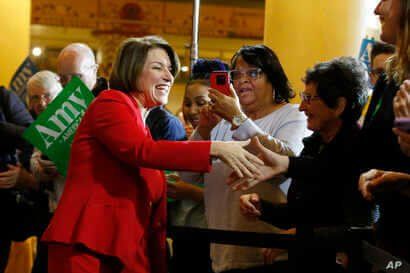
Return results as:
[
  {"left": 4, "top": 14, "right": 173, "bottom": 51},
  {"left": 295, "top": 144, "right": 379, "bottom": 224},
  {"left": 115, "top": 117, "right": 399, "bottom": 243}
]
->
[{"left": 211, "top": 137, "right": 289, "bottom": 191}]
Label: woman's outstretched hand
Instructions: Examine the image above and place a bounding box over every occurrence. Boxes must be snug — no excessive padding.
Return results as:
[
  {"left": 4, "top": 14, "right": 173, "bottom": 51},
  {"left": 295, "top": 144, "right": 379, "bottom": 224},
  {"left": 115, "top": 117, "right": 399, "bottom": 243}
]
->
[
  {"left": 227, "top": 137, "right": 289, "bottom": 190},
  {"left": 210, "top": 140, "right": 264, "bottom": 179}
]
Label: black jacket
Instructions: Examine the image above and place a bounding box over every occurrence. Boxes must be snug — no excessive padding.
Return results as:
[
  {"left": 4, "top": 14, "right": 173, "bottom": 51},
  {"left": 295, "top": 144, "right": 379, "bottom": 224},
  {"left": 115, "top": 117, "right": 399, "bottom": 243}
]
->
[
  {"left": 259, "top": 123, "right": 371, "bottom": 273},
  {"left": 359, "top": 75, "right": 410, "bottom": 262},
  {"left": 260, "top": 123, "right": 370, "bottom": 228},
  {"left": 0, "top": 86, "right": 33, "bottom": 170}
]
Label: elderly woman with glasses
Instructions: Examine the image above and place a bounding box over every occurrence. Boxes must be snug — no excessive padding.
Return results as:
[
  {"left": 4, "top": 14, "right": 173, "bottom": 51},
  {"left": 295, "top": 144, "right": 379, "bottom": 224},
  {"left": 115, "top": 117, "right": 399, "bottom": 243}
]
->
[
  {"left": 237, "top": 56, "right": 371, "bottom": 273},
  {"left": 192, "top": 45, "right": 309, "bottom": 273}
]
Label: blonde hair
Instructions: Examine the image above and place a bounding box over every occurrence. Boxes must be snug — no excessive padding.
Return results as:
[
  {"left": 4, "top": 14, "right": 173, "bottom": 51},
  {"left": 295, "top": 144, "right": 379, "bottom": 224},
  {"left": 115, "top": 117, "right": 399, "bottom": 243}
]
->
[
  {"left": 387, "top": 0, "right": 410, "bottom": 82},
  {"left": 109, "top": 36, "right": 180, "bottom": 93}
]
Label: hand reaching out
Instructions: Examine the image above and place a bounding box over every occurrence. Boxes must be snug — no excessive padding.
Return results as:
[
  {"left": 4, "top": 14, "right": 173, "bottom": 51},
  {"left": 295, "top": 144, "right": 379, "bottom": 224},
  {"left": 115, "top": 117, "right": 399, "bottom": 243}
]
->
[
  {"left": 239, "top": 193, "right": 262, "bottom": 218},
  {"left": 227, "top": 137, "right": 289, "bottom": 191},
  {"left": 210, "top": 140, "right": 264, "bottom": 179}
]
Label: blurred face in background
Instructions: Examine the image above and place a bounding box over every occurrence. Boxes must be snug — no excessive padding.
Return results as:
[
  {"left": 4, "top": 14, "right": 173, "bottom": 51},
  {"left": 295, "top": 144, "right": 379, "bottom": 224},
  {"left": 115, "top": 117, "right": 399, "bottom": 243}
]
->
[
  {"left": 231, "top": 56, "right": 274, "bottom": 113},
  {"left": 137, "top": 48, "right": 174, "bottom": 108},
  {"left": 375, "top": 0, "right": 401, "bottom": 44},
  {"left": 183, "top": 82, "right": 210, "bottom": 128},
  {"left": 370, "top": 52, "right": 394, "bottom": 85}
]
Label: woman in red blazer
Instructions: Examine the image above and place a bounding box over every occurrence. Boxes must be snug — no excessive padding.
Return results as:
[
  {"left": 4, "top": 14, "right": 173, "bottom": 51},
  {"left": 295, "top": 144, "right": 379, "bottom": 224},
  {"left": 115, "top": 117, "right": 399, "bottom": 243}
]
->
[{"left": 42, "top": 36, "right": 262, "bottom": 273}]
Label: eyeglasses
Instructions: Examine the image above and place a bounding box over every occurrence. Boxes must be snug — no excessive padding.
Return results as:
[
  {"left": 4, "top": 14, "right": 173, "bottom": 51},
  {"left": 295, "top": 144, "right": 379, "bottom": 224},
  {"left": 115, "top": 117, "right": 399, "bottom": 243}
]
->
[
  {"left": 370, "top": 68, "right": 384, "bottom": 77},
  {"left": 59, "top": 73, "right": 85, "bottom": 87},
  {"left": 59, "top": 64, "right": 98, "bottom": 86},
  {"left": 230, "top": 68, "right": 263, "bottom": 81},
  {"left": 29, "top": 93, "right": 52, "bottom": 104},
  {"left": 300, "top": 92, "right": 321, "bottom": 104}
]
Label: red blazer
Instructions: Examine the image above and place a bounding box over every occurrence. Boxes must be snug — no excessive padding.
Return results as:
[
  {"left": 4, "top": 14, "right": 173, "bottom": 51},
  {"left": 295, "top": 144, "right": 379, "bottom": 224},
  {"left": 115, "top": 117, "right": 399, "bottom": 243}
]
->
[{"left": 42, "top": 90, "right": 211, "bottom": 273}]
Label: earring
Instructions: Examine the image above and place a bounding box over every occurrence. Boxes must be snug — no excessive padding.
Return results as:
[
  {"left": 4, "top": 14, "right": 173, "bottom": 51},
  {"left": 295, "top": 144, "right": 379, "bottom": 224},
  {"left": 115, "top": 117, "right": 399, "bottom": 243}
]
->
[{"left": 272, "top": 88, "right": 276, "bottom": 102}]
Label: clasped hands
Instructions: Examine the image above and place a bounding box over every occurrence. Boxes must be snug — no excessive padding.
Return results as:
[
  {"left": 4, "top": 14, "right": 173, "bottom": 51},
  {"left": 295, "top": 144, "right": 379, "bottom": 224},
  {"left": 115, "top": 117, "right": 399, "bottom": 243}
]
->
[{"left": 225, "top": 137, "right": 289, "bottom": 191}]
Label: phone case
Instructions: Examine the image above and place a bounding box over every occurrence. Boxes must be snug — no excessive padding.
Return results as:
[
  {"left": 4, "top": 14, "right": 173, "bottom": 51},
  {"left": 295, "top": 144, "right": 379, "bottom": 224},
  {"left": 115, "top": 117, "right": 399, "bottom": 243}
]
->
[{"left": 210, "top": 71, "right": 231, "bottom": 96}]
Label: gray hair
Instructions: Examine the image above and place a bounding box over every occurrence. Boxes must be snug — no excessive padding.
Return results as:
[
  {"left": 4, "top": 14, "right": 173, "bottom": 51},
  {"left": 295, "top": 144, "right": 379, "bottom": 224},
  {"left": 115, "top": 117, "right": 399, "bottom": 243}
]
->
[{"left": 27, "top": 70, "right": 62, "bottom": 102}]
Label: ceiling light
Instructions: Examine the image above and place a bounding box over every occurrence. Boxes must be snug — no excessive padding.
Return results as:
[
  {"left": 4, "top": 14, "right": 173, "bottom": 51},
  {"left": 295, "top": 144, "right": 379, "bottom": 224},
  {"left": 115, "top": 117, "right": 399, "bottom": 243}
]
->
[{"left": 32, "top": 47, "right": 42, "bottom": 57}]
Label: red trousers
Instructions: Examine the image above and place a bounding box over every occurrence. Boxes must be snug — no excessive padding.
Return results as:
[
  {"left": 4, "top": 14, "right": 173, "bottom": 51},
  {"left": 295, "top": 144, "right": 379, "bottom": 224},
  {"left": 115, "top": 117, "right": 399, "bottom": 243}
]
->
[{"left": 48, "top": 244, "right": 123, "bottom": 273}]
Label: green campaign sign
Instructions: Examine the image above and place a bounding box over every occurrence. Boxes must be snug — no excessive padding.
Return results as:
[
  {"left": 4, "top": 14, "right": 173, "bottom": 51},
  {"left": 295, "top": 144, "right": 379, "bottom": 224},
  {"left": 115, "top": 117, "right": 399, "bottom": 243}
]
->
[{"left": 23, "top": 77, "right": 94, "bottom": 176}]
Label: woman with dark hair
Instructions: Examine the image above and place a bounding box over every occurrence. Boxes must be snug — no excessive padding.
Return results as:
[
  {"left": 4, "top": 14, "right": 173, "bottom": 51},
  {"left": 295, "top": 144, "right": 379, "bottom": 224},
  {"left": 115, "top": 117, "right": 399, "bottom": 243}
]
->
[
  {"left": 237, "top": 56, "right": 371, "bottom": 273},
  {"left": 231, "top": 45, "right": 295, "bottom": 104},
  {"left": 41, "top": 36, "right": 263, "bottom": 273},
  {"left": 193, "top": 45, "right": 308, "bottom": 273}
]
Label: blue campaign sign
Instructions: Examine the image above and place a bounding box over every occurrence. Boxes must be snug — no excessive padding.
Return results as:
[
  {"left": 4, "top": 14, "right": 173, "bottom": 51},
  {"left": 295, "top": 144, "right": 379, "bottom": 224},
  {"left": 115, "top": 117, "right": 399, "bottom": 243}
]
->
[
  {"left": 358, "top": 38, "right": 375, "bottom": 72},
  {"left": 8, "top": 57, "right": 38, "bottom": 104}
]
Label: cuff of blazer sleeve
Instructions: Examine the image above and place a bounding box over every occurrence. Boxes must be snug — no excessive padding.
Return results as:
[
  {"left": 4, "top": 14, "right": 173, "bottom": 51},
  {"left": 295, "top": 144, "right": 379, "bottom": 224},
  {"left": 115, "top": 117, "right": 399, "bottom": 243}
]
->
[
  {"left": 201, "top": 141, "right": 213, "bottom": 172},
  {"left": 232, "top": 119, "right": 264, "bottom": 140},
  {"left": 186, "top": 141, "right": 213, "bottom": 172}
]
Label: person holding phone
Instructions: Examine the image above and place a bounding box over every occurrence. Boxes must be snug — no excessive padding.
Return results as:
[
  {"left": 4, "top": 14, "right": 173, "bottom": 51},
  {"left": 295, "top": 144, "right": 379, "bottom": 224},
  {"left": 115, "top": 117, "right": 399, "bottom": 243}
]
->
[
  {"left": 41, "top": 36, "right": 263, "bottom": 273},
  {"left": 210, "top": 71, "right": 232, "bottom": 97},
  {"left": 193, "top": 45, "right": 309, "bottom": 273}
]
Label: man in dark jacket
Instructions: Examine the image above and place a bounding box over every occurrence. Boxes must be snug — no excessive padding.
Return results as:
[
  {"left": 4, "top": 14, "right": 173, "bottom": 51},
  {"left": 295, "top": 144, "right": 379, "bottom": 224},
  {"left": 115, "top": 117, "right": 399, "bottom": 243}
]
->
[{"left": 0, "top": 86, "right": 36, "bottom": 272}]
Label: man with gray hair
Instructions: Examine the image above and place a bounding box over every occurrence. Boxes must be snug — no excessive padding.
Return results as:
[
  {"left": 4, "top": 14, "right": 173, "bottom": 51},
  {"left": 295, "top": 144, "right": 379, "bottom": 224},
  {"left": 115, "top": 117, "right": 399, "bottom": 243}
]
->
[
  {"left": 57, "top": 43, "right": 104, "bottom": 95},
  {"left": 27, "top": 70, "right": 64, "bottom": 211},
  {"left": 27, "top": 70, "right": 62, "bottom": 118},
  {"left": 27, "top": 70, "right": 64, "bottom": 273}
]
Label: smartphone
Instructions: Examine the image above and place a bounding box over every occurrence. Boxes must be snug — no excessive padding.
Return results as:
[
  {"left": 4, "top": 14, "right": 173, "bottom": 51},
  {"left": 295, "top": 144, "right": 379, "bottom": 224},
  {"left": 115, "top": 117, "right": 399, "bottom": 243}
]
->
[
  {"left": 394, "top": 117, "right": 410, "bottom": 132},
  {"left": 210, "top": 71, "right": 231, "bottom": 96}
]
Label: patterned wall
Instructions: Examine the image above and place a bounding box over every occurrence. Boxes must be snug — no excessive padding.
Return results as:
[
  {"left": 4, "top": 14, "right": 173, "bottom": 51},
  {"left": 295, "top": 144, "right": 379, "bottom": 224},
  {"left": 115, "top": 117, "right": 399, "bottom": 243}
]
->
[{"left": 31, "top": 0, "right": 264, "bottom": 39}]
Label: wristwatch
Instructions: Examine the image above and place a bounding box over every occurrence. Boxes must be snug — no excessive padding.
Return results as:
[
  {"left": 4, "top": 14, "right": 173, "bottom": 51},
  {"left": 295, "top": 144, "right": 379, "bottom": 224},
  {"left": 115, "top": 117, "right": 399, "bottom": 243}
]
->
[{"left": 231, "top": 113, "right": 248, "bottom": 129}]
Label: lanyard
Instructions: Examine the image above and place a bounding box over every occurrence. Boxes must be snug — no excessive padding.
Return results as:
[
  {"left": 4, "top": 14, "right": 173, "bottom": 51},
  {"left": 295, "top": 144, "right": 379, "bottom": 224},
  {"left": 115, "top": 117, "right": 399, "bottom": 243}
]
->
[{"left": 370, "top": 96, "right": 383, "bottom": 121}]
